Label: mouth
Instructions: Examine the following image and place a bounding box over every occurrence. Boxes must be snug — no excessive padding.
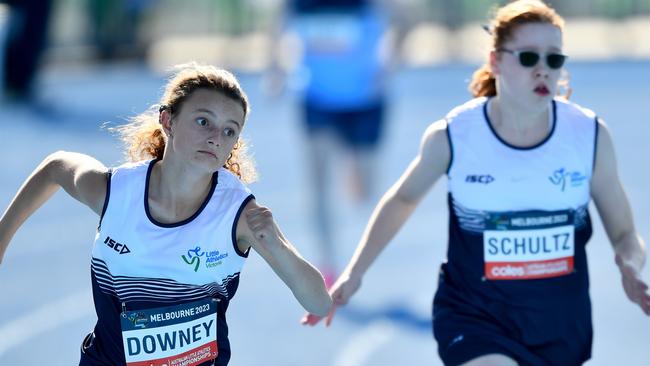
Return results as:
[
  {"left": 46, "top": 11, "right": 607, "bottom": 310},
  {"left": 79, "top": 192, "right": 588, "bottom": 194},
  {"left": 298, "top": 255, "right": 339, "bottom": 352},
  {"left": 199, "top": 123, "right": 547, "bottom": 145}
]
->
[
  {"left": 198, "top": 150, "right": 218, "bottom": 159},
  {"left": 534, "top": 85, "right": 550, "bottom": 96}
]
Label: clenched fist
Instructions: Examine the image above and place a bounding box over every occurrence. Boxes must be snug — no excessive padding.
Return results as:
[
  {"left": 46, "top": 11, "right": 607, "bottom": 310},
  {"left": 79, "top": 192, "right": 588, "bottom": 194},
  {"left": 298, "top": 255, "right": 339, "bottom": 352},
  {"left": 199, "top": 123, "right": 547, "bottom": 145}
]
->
[{"left": 245, "top": 205, "right": 280, "bottom": 244}]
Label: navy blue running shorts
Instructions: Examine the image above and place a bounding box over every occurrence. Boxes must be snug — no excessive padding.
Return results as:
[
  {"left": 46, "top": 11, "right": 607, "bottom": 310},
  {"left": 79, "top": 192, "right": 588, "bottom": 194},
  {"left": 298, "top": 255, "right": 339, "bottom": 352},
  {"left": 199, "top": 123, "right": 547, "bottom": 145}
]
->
[
  {"left": 432, "top": 282, "right": 593, "bottom": 366},
  {"left": 302, "top": 101, "right": 385, "bottom": 148}
]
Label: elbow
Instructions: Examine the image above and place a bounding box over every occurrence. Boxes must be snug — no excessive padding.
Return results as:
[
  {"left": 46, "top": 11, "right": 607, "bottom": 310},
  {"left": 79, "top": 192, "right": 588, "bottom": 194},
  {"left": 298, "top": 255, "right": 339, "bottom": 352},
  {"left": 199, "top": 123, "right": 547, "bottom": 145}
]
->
[
  {"left": 43, "top": 151, "right": 67, "bottom": 172},
  {"left": 42, "top": 151, "right": 70, "bottom": 180}
]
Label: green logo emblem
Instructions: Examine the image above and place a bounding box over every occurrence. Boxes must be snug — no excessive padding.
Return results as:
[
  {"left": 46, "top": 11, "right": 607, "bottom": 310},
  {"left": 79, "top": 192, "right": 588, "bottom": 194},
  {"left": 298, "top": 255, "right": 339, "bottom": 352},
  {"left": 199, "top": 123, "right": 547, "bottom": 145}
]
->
[{"left": 182, "top": 254, "right": 201, "bottom": 272}]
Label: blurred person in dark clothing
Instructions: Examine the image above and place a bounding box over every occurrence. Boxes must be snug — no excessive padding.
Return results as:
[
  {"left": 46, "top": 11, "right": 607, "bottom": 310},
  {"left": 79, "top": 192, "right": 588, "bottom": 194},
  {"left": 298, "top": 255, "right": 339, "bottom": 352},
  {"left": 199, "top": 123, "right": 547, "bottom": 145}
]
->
[
  {"left": 1, "top": 0, "right": 53, "bottom": 103},
  {"left": 87, "top": 0, "right": 152, "bottom": 61}
]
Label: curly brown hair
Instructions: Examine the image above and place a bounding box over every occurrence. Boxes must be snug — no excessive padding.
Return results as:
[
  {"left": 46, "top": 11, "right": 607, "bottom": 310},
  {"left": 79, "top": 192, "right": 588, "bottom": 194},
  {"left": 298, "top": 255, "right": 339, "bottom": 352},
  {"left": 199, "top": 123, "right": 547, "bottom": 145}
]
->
[
  {"left": 469, "top": 0, "right": 570, "bottom": 99},
  {"left": 114, "top": 63, "right": 258, "bottom": 183}
]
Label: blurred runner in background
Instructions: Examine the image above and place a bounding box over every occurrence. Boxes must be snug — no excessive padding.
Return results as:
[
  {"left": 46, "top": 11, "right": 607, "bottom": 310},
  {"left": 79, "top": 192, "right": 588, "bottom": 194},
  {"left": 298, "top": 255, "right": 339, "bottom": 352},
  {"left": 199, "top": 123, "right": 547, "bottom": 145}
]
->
[{"left": 266, "top": 0, "right": 407, "bottom": 285}]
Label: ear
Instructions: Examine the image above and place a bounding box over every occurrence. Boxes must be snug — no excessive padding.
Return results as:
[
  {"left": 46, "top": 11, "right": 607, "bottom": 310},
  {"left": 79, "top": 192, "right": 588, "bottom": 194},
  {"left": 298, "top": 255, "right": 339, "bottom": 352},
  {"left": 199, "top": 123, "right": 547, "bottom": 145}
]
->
[
  {"left": 489, "top": 50, "right": 500, "bottom": 75},
  {"left": 159, "top": 109, "right": 173, "bottom": 138}
]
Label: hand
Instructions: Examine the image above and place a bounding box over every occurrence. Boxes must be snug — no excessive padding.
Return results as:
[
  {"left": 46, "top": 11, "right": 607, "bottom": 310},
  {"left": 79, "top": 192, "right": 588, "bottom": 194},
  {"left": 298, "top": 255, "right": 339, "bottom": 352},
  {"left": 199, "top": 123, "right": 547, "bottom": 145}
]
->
[
  {"left": 616, "top": 254, "right": 650, "bottom": 315},
  {"left": 301, "top": 304, "right": 337, "bottom": 326},
  {"left": 300, "top": 272, "right": 362, "bottom": 326},
  {"left": 245, "top": 205, "right": 278, "bottom": 246}
]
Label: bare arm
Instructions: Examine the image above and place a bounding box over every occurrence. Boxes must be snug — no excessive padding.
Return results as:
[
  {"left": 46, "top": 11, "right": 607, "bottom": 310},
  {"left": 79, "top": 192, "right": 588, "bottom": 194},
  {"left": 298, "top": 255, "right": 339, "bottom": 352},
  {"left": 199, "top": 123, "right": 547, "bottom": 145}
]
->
[
  {"left": 0, "top": 151, "right": 108, "bottom": 264},
  {"left": 331, "top": 120, "right": 450, "bottom": 306},
  {"left": 590, "top": 119, "right": 649, "bottom": 315},
  {"left": 236, "top": 199, "right": 332, "bottom": 316}
]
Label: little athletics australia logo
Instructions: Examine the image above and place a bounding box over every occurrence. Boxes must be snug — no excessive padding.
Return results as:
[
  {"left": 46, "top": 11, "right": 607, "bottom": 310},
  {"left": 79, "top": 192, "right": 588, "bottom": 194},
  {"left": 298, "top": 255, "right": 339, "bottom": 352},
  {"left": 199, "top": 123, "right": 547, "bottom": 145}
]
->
[{"left": 181, "top": 246, "right": 229, "bottom": 272}]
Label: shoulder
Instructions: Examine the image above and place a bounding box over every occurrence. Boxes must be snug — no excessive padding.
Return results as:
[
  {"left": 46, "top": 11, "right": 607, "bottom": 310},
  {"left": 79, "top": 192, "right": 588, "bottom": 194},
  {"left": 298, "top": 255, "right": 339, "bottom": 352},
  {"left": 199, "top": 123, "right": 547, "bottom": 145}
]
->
[
  {"left": 110, "top": 159, "right": 152, "bottom": 179},
  {"left": 418, "top": 119, "right": 451, "bottom": 167},
  {"left": 422, "top": 119, "right": 448, "bottom": 146},
  {"left": 445, "top": 97, "right": 488, "bottom": 123},
  {"left": 554, "top": 97, "right": 597, "bottom": 121},
  {"left": 595, "top": 117, "right": 614, "bottom": 149},
  {"left": 216, "top": 168, "right": 252, "bottom": 195}
]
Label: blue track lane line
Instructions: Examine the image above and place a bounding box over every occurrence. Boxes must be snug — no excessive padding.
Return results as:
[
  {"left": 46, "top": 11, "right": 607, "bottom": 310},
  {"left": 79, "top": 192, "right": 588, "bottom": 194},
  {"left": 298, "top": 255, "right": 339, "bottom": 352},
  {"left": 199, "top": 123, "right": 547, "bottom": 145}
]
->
[{"left": 338, "top": 303, "right": 432, "bottom": 333}]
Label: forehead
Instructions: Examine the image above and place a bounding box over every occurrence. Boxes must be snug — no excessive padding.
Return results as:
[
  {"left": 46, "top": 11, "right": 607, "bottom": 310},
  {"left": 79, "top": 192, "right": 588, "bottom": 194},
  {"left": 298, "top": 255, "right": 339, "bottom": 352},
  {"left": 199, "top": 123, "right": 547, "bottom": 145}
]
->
[
  {"left": 180, "top": 88, "right": 245, "bottom": 122},
  {"left": 506, "top": 22, "right": 563, "bottom": 50}
]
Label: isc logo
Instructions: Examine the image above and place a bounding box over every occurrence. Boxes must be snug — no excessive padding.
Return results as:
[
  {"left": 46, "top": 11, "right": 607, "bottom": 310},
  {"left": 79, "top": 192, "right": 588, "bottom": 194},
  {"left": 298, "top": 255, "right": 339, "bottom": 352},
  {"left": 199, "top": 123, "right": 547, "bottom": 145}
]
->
[
  {"left": 465, "top": 175, "right": 494, "bottom": 184},
  {"left": 104, "top": 236, "right": 131, "bottom": 254}
]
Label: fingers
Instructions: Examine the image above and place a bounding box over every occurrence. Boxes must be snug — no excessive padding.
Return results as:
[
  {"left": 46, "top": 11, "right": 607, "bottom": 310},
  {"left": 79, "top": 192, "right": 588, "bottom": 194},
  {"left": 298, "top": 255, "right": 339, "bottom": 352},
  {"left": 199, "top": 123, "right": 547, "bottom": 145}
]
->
[
  {"left": 245, "top": 207, "right": 274, "bottom": 239},
  {"left": 621, "top": 271, "right": 650, "bottom": 316},
  {"left": 245, "top": 207, "right": 272, "bottom": 227},
  {"left": 324, "top": 305, "right": 337, "bottom": 327},
  {"left": 300, "top": 313, "right": 324, "bottom": 326},
  {"left": 300, "top": 305, "right": 338, "bottom": 327},
  {"left": 632, "top": 278, "right": 650, "bottom": 315}
]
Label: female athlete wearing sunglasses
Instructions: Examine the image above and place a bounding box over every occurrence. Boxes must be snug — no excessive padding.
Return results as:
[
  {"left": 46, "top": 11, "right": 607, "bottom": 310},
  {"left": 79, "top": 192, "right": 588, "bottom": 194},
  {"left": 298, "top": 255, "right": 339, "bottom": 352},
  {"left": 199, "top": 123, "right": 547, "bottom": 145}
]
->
[{"left": 303, "top": 1, "right": 649, "bottom": 365}]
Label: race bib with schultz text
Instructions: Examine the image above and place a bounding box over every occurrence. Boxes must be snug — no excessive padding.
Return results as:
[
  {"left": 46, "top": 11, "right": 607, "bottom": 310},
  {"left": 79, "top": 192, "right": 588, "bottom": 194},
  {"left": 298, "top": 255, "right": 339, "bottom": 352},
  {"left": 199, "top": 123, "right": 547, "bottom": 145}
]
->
[{"left": 483, "top": 211, "right": 575, "bottom": 280}]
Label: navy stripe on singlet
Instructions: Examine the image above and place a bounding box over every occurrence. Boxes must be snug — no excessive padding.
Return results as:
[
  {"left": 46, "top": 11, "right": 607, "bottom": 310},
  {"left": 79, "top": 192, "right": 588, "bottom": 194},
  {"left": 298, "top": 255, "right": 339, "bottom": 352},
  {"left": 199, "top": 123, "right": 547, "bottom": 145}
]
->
[
  {"left": 91, "top": 258, "right": 242, "bottom": 302},
  {"left": 592, "top": 117, "right": 600, "bottom": 173},
  {"left": 97, "top": 168, "right": 112, "bottom": 231},
  {"left": 231, "top": 194, "right": 255, "bottom": 258}
]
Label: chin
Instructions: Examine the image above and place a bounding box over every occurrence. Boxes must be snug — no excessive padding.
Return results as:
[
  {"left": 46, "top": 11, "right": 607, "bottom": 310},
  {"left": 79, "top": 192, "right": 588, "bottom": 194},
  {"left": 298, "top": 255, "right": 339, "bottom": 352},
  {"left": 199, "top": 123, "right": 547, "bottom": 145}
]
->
[{"left": 192, "top": 156, "right": 222, "bottom": 172}]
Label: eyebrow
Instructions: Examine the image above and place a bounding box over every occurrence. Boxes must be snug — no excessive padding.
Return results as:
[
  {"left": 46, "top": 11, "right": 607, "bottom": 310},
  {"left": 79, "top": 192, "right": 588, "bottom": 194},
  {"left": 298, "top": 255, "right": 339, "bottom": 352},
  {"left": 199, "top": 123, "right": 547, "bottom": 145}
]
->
[{"left": 194, "top": 108, "right": 242, "bottom": 128}]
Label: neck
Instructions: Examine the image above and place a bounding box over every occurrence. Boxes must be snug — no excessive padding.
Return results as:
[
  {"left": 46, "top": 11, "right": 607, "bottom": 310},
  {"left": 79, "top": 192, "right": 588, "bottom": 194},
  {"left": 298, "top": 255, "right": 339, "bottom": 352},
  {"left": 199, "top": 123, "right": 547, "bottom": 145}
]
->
[
  {"left": 489, "top": 95, "right": 552, "bottom": 147},
  {"left": 151, "top": 156, "right": 214, "bottom": 211},
  {"left": 490, "top": 95, "right": 549, "bottom": 131}
]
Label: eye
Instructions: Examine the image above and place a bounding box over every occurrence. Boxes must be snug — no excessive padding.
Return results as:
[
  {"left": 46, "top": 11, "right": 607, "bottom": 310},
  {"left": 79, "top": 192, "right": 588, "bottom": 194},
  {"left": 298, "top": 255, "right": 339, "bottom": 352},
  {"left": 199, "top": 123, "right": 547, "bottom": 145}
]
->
[
  {"left": 224, "top": 128, "right": 236, "bottom": 137},
  {"left": 195, "top": 117, "right": 209, "bottom": 127}
]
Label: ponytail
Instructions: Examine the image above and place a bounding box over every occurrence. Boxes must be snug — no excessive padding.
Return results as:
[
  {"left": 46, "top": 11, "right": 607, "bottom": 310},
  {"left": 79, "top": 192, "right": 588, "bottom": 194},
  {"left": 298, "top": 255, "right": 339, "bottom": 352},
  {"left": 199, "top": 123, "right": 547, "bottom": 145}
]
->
[{"left": 469, "top": 64, "right": 496, "bottom": 98}]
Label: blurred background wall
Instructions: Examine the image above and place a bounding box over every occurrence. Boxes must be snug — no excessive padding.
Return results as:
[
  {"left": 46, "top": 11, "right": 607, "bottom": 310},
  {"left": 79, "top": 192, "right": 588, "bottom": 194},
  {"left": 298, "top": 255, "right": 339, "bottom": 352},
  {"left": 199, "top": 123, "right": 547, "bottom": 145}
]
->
[{"left": 7, "top": 0, "right": 650, "bottom": 74}]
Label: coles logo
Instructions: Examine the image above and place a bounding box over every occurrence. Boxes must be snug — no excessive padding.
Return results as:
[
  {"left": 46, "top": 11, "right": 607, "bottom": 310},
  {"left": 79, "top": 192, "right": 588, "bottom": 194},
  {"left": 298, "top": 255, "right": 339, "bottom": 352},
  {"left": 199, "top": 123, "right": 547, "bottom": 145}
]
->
[{"left": 490, "top": 265, "right": 525, "bottom": 277}]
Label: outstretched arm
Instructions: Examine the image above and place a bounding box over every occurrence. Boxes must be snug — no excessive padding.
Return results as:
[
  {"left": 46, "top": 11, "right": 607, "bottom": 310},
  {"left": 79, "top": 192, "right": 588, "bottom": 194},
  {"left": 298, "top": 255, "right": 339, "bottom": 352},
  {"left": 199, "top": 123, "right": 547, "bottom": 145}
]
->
[
  {"left": 591, "top": 119, "right": 649, "bottom": 315},
  {"left": 303, "top": 120, "right": 450, "bottom": 325},
  {"left": 0, "top": 151, "right": 108, "bottom": 264},
  {"left": 236, "top": 199, "right": 332, "bottom": 316}
]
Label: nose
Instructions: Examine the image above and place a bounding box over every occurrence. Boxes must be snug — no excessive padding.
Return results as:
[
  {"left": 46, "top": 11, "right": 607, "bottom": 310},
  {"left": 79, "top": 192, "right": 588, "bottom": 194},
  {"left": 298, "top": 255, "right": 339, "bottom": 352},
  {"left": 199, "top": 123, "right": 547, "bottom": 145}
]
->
[
  {"left": 534, "top": 61, "right": 550, "bottom": 79},
  {"left": 206, "top": 129, "right": 221, "bottom": 147}
]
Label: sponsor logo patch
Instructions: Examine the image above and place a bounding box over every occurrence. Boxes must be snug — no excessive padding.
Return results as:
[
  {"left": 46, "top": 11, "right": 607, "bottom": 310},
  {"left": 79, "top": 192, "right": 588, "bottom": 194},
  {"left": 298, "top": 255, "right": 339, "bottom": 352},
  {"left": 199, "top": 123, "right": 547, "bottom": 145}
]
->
[
  {"left": 182, "top": 246, "right": 229, "bottom": 272},
  {"left": 548, "top": 168, "right": 587, "bottom": 191},
  {"left": 465, "top": 174, "right": 495, "bottom": 184},
  {"left": 104, "top": 236, "right": 131, "bottom": 254}
]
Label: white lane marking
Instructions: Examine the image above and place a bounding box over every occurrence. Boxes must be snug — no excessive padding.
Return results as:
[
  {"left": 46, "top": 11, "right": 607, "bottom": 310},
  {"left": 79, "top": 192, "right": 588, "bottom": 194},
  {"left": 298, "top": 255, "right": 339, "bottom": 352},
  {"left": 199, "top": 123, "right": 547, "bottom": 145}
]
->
[
  {"left": 333, "top": 320, "right": 400, "bottom": 366},
  {"left": 0, "top": 290, "right": 94, "bottom": 355}
]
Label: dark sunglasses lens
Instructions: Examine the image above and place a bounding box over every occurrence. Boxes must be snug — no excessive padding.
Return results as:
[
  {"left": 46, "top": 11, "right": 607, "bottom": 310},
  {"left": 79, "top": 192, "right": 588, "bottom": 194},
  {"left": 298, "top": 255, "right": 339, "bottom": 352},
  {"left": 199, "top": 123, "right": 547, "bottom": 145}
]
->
[
  {"left": 518, "top": 52, "right": 539, "bottom": 67},
  {"left": 547, "top": 54, "right": 566, "bottom": 69}
]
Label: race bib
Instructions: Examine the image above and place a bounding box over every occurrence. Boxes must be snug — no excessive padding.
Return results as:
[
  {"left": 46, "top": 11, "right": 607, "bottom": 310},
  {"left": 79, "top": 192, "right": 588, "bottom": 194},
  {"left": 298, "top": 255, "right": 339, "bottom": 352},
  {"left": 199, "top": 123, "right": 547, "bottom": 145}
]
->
[
  {"left": 121, "top": 298, "right": 218, "bottom": 366},
  {"left": 483, "top": 211, "right": 575, "bottom": 280}
]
